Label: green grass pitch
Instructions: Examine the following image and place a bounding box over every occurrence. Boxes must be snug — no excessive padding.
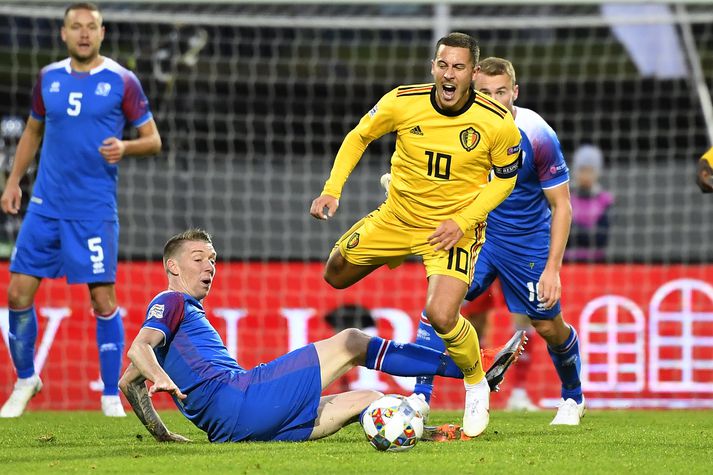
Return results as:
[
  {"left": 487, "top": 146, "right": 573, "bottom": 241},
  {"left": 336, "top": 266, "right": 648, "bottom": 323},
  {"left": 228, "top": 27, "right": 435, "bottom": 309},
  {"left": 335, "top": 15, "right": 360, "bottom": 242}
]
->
[{"left": 1, "top": 410, "right": 711, "bottom": 473}]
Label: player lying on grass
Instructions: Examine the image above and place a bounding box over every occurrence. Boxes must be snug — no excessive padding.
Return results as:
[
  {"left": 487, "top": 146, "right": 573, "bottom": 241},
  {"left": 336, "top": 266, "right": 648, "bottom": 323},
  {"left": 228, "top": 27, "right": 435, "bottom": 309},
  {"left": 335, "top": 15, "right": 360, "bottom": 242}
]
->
[{"left": 119, "top": 228, "right": 525, "bottom": 443}]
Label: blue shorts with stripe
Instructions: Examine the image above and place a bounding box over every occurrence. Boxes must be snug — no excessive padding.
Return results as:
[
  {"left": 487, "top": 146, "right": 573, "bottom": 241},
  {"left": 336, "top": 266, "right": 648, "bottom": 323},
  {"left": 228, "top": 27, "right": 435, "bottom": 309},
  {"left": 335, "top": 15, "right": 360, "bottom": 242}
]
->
[
  {"left": 10, "top": 211, "right": 118, "bottom": 284},
  {"left": 227, "top": 344, "right": 322, "bottom": 442},
  {"left": 465, "top": 237, "right": 560, "bottom": 320}
]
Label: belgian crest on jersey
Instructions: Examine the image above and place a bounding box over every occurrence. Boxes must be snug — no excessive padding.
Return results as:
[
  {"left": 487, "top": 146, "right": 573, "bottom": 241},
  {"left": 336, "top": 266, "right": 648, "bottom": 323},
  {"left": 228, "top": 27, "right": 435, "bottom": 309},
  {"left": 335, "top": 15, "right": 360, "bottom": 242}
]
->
[
  {"left": 346, "top": 232, "right": 360, "bottom": 249},
  {"left": 460, "top": 127, "right": 480, "bottom": 152}
]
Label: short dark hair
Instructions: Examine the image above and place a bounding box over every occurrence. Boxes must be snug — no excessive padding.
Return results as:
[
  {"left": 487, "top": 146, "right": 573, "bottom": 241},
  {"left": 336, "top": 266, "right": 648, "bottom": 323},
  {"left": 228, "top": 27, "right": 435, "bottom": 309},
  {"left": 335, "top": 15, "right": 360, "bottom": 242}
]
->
[
  {"left": 478, "top": 57, "right": 517, "bottom": 86},
  {"left": 435, "top": 32, "right": 480, "bottom": 66},
  {"left": 64, "top": 2, "right": 102, "bottom": 22},
  {"left": 163, "top": 228, "right": 213, "bottom": 266}
]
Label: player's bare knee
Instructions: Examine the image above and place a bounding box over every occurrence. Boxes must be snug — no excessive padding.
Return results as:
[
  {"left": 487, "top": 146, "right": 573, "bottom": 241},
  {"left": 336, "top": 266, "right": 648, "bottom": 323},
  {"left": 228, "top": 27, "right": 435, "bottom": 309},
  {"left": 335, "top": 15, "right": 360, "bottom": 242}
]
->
[
  {"left": 89, "top": 288, "right": 116, "bottom": 315},
  {"left": 533, "top": 318, "right": 566, "bottom": 345},
  {"left": 323, "top": 254, "right": 349, "bottom": 289},
  {"left": 340, "top": 328, "right": 371, "bottom": 361},
  {"left": 7, "top": 283, "right": 32, "bottom": 309},
  {"left": 323, "top": 270, "right": 349, "bottom": 290},
  {"left": 423, "top": 307, "right": 455, "bottom": 334},
  {"left": 360, "top": 389, "right": 384, "bottom": 407}
]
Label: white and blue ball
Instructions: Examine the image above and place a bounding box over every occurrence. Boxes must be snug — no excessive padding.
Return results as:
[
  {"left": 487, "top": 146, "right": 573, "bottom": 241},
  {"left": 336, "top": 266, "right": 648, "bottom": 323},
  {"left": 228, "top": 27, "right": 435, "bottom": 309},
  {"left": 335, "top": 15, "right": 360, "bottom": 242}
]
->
[{"left": 360, "top": 394, "right": 425, "bottom": 452}]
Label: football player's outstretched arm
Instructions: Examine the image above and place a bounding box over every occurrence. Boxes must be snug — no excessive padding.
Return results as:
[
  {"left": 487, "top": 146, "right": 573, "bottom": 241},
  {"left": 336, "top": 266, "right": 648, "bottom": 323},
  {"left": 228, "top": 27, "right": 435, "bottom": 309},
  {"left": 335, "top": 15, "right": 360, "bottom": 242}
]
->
[{"left": 120, "top": 329, "right": 190, "bottom": 442}]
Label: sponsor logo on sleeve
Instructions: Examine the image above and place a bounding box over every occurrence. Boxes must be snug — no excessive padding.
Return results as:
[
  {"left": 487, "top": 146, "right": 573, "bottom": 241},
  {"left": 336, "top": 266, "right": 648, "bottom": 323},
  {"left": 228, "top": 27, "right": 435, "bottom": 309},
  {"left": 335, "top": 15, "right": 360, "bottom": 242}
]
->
[
  {"left": 549, "top": 163, "right": 567, "bottom": 174},
  {"left": 148, "top": 304, "right": 165, "bottom": 320},
  {"left": 368, "top": 104, "right": 378, "bottom": 117},
  {"left": 507, "top": 143, "right": 521, "bottom": 155}
]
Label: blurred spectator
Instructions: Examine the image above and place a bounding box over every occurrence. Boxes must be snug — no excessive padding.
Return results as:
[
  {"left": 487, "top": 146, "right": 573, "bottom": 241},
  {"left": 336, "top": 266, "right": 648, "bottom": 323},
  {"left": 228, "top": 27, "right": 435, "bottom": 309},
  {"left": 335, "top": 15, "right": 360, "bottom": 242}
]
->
[
  {"left": 565, "top": 144, "right": 614, "bottom": 262},
  {"left": 696, "top": 146, "right": 713, "bottom": 193},
  {"left": 0, "top": 116, "right": 33, "bottom": 256}
]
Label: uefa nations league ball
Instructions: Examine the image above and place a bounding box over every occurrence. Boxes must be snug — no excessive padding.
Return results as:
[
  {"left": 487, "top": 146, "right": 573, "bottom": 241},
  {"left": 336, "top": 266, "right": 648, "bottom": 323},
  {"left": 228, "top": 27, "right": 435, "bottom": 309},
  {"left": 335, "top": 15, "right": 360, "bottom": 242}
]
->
[{"left": 361, "top": 394, "right": 425, "bottom": 452}]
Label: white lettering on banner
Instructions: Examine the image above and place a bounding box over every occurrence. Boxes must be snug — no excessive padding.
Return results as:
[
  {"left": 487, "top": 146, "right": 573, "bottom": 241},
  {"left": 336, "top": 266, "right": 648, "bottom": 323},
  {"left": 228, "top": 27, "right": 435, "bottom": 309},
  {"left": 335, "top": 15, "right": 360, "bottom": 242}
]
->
[
  {"left": 0, "top": 307, "right": 71, "bottom": 376},
  {"left": 213, "top": 308, "right": 248, "bottom": 360},
  {"left": 648, "top": 279, "right": 713, "bottom": 392},
  {"left": 280, "top": 308, "right": 317, "bottom": 351},
  {"left": 580, "top": 296, "right": 645, "bottom": 392},
  {"left": 209, "top": 307, "right": 415, "bottom": 392}
]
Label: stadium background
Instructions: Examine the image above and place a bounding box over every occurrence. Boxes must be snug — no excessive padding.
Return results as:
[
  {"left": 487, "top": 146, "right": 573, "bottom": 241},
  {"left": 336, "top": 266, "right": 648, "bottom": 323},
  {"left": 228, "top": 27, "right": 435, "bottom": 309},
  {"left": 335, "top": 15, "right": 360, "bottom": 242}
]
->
[{"left": 0, "top": 0, "right": 712, "bottom": 410}]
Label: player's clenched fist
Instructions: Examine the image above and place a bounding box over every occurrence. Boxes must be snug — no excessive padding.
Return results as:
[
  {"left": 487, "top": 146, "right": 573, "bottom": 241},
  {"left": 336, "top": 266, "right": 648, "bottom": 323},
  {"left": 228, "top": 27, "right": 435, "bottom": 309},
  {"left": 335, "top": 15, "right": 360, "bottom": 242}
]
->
[
  {"left": 99, "top": 137, "right": 127, "bottom": 164},
  {"left": 0, "top": 182, "right": 22, "bottom": 215},
  {"left": 310, "top": 194, "right": 339, "bottom": 220}
]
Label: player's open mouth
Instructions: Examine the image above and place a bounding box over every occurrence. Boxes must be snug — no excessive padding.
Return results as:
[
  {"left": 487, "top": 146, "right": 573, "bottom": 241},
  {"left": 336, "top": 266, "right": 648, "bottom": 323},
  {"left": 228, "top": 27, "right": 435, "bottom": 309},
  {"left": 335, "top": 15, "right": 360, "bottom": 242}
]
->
[
  {"left": 442, "top": 84, "right": 456, "bottom": 101},
  {"left": 201, "top": 277, "right": 212, "bottom": 286}
]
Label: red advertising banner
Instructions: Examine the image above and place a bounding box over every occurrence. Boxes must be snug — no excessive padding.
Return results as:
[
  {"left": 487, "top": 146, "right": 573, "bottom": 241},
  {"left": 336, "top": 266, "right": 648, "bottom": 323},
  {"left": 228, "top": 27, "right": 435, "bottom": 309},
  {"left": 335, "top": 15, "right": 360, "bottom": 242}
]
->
[{"left": 1, "top": 262, "right": 712, "bottom": 411}]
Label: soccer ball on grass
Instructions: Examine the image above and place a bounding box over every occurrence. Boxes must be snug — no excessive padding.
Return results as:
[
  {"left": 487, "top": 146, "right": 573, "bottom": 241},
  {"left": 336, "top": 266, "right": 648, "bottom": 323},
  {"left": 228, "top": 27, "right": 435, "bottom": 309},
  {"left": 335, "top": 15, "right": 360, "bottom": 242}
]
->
[{"left": 360, "top": 394, "right": 425, "bottom": 452}]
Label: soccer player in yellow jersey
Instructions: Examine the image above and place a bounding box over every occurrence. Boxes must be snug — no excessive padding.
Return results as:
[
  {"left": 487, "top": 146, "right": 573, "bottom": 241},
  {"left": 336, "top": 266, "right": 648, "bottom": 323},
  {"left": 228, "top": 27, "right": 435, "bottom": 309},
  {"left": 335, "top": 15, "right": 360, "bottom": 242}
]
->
[
  {"left": 309, "top": 32, "right": 522, "bottom": 437},
  {"left": 697, "top": 146, "right": 713, "bottom": 193}
]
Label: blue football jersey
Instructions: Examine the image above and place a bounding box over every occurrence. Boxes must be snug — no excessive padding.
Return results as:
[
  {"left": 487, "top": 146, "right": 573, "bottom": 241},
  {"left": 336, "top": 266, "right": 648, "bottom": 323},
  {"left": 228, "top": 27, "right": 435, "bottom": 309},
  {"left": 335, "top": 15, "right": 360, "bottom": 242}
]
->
[
  {"left": 28, "top": 57, "right": 152, "bottom": 220},
  {"left": 486, "top": 107, "right": 570, "bottom": 255},
  {"left": 142, "top": 291, "right": 246, "bottom": 436}
]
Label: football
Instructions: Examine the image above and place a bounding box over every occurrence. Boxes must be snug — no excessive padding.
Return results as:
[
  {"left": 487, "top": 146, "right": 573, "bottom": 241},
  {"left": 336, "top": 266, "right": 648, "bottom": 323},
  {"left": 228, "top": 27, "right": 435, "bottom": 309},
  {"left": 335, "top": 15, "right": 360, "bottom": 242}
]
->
[{"left": 360, "top": 394, "right": 425, "bottom": 452}]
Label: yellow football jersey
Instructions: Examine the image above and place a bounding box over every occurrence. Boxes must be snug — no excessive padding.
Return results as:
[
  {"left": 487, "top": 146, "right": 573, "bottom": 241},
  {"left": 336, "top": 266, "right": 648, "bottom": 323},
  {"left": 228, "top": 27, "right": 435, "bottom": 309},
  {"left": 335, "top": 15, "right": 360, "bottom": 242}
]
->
[
  {"left": 702, "top": 146, "right": 713, "bottom": 166},
  {"left": 322, "top": 84, "right": 522, "bottom": 231}
]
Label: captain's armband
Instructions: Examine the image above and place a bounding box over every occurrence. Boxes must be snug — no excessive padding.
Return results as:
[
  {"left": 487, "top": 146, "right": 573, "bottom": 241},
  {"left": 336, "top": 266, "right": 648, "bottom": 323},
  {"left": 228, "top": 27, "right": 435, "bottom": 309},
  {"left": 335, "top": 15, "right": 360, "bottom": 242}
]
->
[{"left": 493, "top": 152, "right": 522, "bottom": 179}]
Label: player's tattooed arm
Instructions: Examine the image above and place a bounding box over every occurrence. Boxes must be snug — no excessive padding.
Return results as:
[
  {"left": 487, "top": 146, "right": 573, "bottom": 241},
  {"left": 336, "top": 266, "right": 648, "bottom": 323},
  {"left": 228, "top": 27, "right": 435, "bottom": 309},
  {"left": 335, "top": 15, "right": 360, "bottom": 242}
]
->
[{"left": 119, "top": 364, "right": 191, "bottom": 443}]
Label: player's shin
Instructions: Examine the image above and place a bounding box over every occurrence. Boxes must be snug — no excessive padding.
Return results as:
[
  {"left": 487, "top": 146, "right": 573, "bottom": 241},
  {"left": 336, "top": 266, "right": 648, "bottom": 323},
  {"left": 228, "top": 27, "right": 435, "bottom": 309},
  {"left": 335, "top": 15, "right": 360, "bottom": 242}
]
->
[
  {"left": 435, "top": 315, "right": 484, "bottom": 384},
  {"left": 96, "top": 308, "right": 125, "bottom": 396},
  {"left": 364, "top": 336, "right": 462, "bottom": 378},
  {"left": 547, "top": 324, "right": 583, "bottom": 403},
  {"left": 8, "top": 306, "right": 38, "bottom": 378},
  {"left": 413, "top": 312, "right": 446, "bottom": 403}
]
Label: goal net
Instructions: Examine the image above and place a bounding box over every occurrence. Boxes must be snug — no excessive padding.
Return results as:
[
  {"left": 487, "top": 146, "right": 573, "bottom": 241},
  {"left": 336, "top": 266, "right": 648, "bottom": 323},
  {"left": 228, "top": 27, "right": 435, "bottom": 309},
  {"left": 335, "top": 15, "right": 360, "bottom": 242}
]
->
[{"left": 0, "top": 0, "right": 712, "bottom": 410}]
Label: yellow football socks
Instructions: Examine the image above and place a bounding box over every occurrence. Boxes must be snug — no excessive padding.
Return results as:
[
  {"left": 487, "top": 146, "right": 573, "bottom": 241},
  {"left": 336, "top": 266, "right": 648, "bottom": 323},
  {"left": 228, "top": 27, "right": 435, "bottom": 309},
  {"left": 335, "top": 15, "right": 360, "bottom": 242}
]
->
[{"left": 436, "top": 315, "right": 485, "bottom": 385}]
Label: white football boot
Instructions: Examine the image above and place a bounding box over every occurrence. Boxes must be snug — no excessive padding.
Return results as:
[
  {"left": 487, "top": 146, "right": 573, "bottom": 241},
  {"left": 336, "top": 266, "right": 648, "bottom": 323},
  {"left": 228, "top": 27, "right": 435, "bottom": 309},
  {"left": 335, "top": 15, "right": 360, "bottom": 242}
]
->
[
  {"left": 0, "top": 375, "right": 43, "bottom": 418},
  {"left": 405, "top": 393, "right": 430, "bottom": 423},
  {"left": 462, "top": 378, "right": 490, "bottom": 437},
  {"left": 506, "top": 388, "right": 540, "bottom": 412},
  {"left": 550, "top": 396, "right": 586, "bottom": 425},
  {"left": 101, "top": 395, "right": 127, "bottom": 417}
]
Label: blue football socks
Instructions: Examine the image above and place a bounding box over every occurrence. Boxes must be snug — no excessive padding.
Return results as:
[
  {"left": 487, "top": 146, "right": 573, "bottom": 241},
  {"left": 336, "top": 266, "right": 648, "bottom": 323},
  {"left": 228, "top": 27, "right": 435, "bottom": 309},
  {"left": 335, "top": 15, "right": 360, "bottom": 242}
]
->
[
  {"left": 96, "top": 308, "right": 125, "bottom": 396},
  {"left": 364, "top": 335, "right": 461, "bottom": 380},
  {"left": 412, "top": 313, "right": 445, "bottom": 403},
  {"left": 547, "top": 325, "right": 583, "bottom": 404},
  {"left": 8, "top": 306, "right": 38, "bottom": 379}
]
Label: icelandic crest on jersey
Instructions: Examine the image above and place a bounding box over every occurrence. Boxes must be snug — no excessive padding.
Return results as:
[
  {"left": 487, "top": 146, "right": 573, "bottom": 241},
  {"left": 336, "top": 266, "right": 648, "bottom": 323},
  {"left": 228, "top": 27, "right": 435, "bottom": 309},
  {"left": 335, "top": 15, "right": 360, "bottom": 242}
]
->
[
  {"left": 148, "top": 304, "right": 165, "bottom": 320},
  {"left": 95, "top": 82, "right": 112, "bottom": 96},
  {"left": 459, "top": 127, "right": 480, "bottom": 151}
]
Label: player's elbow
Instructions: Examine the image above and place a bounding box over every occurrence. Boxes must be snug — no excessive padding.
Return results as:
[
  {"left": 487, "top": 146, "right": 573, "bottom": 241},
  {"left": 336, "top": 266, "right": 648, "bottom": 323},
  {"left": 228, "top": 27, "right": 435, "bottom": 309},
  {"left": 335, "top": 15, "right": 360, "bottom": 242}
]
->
[
  {"left": 126, "top": 343, "right": 141, "bottom": 365},
  {"left": 151, "top": 134, "right": 162, "bottom": 155}
]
